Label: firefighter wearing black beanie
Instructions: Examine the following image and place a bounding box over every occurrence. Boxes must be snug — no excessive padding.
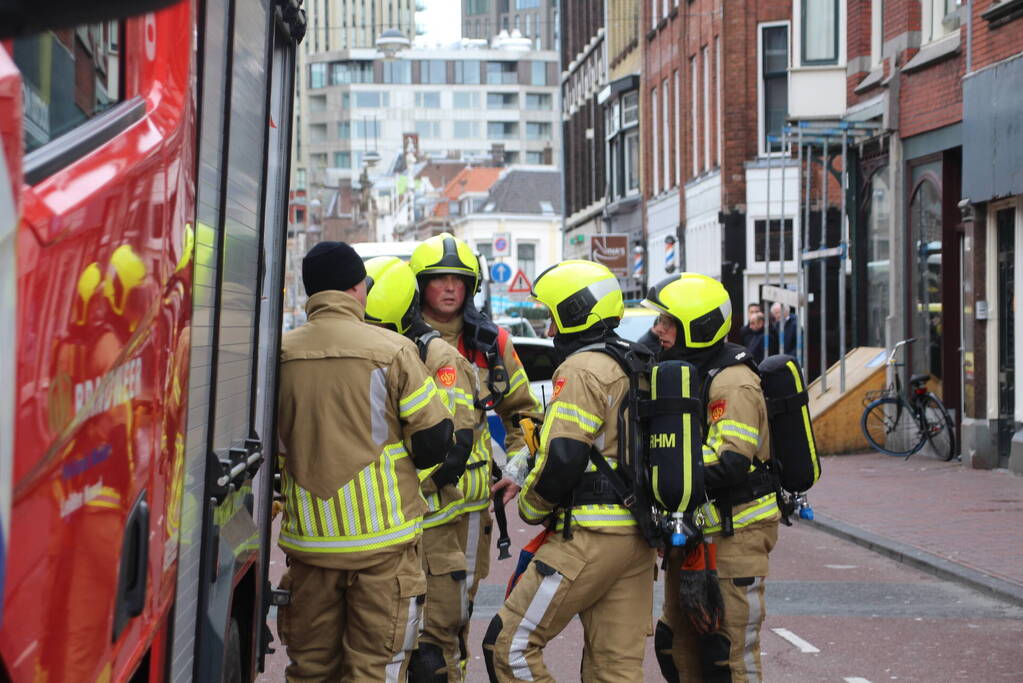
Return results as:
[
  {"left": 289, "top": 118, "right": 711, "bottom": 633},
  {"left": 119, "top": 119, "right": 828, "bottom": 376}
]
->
[{"left": 301, "top": 240, "right": 367, "bottom": 296}]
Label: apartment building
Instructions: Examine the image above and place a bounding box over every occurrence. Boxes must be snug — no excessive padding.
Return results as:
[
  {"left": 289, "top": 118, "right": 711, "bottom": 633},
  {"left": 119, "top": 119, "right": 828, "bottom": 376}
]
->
[{"left": 462, "top": 0, "right": 559, "bottom": 51}]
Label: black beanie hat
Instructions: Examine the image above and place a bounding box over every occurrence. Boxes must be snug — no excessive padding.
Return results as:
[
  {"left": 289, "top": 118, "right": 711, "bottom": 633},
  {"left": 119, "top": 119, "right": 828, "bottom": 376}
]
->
[{"left": 302, "top": 241, "right": 367, "bottom": 296}]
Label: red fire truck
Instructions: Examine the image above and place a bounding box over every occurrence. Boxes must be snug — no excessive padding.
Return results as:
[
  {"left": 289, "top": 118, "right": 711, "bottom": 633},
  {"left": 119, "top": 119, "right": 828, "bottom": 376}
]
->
[{"left": 0, "top": 0, "right": 304, "bottom": 680}]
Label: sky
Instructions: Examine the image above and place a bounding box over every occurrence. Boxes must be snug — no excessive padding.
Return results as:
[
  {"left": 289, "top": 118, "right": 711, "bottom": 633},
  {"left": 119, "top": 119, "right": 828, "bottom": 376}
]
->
[{"left": 415, "top": 0, "right": 463, "bottom": 47}]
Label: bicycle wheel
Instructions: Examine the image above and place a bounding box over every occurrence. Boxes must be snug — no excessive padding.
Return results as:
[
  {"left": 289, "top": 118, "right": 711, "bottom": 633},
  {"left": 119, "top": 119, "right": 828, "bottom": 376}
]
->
[
  {"left": 862, "top": 397, "right": 925, "bottom": 457},
  {"left": 919, "top": 393, "right": 957, "bottom": 461}
]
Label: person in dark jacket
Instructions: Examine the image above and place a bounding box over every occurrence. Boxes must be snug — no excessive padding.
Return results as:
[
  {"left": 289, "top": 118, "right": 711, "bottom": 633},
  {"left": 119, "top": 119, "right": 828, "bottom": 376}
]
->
[
  {"left": 769, "top": 303, "right": 798, "bottom": 356},
  {"left": 741, "top": 311, "right": 767, "bottom": 363}
]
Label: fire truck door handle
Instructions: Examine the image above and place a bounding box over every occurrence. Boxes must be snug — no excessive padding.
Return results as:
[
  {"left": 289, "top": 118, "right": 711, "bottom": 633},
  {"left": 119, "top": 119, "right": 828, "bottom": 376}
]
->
[{"left": 113, "top": 491, "right": 149, "bottom": 641}]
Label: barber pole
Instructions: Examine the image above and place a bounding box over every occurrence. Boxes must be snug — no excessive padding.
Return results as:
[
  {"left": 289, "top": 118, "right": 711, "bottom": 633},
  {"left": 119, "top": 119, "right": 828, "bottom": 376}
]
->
[
  {"left": 632, "top": 246, "right": 645, "bottom": 280},
  {"left": 664, "top": 235, "right": 677, "bottom": 273}
]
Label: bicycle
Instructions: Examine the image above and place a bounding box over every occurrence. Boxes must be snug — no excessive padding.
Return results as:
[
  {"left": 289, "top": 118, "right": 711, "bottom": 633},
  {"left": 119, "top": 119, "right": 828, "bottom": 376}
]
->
[{"left": 860, "top": 338, "right": 957, "bottom": 460}]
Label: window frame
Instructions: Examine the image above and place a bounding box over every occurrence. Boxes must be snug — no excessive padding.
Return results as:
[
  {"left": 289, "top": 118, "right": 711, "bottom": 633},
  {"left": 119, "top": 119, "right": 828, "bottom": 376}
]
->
[
  {"left": 758, "top": 21, "right": 790, "bottom": 157},
  {"left": 801, "top": 0, "right": 840, "bottom": 65}
]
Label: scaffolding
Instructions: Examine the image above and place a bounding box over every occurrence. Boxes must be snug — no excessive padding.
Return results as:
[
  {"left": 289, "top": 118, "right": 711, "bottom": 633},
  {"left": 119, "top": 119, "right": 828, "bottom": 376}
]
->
[{"left": 760, "top": 121, "right": 881, "bottom": 396}]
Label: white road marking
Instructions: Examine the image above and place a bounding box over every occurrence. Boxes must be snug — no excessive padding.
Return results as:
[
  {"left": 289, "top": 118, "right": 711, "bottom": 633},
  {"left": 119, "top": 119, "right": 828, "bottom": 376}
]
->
[
  {"left": 771, "top": 627, "right": 821, "bottom": 653},
  {"left": 844, "top": 678, "right": 873, "bottom": 683},
  {"left": 825, "top": 564, "right": 858, "bottom": 569}
]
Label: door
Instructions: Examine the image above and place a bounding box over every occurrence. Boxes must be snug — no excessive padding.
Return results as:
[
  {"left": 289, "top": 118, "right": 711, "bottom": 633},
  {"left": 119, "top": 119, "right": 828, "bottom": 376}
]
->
[{"left": 996, "top": 207, "right": 1016, "bottom": 467}]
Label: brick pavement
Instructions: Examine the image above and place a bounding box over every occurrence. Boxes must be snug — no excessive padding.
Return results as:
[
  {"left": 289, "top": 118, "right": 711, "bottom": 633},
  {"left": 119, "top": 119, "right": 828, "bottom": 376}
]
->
[{"left": 807, "top": 451, "right": 1023, "bottom": 605}]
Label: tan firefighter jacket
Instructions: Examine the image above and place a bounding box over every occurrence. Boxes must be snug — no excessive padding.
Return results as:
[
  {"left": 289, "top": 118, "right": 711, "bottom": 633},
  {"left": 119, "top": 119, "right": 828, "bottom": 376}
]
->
[
  {"left": 277, "top": 291, "right": 452, "bottom": 569},
  {"left": 424, "top": 313, "right": 543, "bottom": 513},
  {"left": 418, "top": 336, "right": 479, "bottom": 529},
  {"left": 518, "top": 349, "right": 638, "bottom": 534}
]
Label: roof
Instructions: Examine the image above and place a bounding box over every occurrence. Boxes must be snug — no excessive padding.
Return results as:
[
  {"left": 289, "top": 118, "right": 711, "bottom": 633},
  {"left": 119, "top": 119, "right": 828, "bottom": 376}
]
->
[
  {"left": 415, "top": 160, "right": 469, "bottom": 192},
  {"left": 481, "top": 168, "right": 562, "bottom": 215},
  {"left": 432, "top": 166, "right": 504, "bottom": 217}
]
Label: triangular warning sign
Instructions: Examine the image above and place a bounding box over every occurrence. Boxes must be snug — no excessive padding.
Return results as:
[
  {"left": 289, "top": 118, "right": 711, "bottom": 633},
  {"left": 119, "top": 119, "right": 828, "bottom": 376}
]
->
[{"left": 507, "top": 269, "right": 533, "bottom": 293}]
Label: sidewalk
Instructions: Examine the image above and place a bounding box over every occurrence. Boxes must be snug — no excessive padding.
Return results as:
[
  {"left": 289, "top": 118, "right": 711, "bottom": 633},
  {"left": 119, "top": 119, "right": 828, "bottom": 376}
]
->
[{"left": 806, "top": 451, "right": 1023, "bottom": 606}]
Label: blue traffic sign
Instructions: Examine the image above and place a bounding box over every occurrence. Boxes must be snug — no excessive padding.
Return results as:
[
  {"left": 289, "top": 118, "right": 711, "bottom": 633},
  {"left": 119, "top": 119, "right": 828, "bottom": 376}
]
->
[{"left": 491, "top": 262, "right": 512, "bottom": 284}]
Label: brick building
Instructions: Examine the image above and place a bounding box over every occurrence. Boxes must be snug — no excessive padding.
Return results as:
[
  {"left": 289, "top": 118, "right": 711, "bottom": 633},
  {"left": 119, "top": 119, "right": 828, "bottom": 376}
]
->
[
  {"left": 956, "top": 2, "right": 1023, "bottom": 471},
  {"left": 641, "top": 0, "right": 794, "bottom": 324}
]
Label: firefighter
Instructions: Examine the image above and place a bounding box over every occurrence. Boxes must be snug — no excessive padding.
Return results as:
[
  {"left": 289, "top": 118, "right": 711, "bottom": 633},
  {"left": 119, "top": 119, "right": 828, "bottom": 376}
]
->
[
  {"left": 642, "top": 273, "right": 780, "bottom": 683},
  {"left": 363, "top": 256, "right": 478, "bottom": 682},
  {"left": 276, "top": 241, "right": 454, "bottom": 681},
  {"left": 410, "top": 233, "right": 543, "bottom": 671},
  {"left": 483, "top": 260, "right": 657, "bottom": 683}
]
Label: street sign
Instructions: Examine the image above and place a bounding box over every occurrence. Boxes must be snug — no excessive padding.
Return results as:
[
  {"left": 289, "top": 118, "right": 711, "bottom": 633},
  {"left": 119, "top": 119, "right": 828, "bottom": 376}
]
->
[
  {"left": 491, "top": 262, "right": 512, "bottom": 284},
  {"left": 591, "top": 234, "right": 629, "bottom": 277},
  {"left": 507, "top": 269, "right": 533, "bottom": 293},
  {"left": 493, "top": 233, "right": 511, "bottom": 257},
  {"left": 761, "top": 284, "right": 802, "bottom": 309}
]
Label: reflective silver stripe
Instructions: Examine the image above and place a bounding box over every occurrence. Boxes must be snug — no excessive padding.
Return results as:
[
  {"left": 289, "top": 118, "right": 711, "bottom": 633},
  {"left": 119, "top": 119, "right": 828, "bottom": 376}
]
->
[
  {"left": 280, "top": 520, "right": 421, "bottom": 550},
  {"left": 381, "top": 449, "right": 403, "bottom": 526},
  {"left": 399, "top": 378, "right": 438, "bottom": 418},
  {"left": 586, "top": 275, "right": 620, "bottom": 306},
  {"left": 362, "top": 467, "right": 382, "bottom": 532},
  {"left": 298, "top": 487, "right": 315, "bottom": 535},
  {"left": 552, "top": 403, "right": 602, "bottom": 433},
  {"left": 386, "top": 595, "right": 423, "bottom": 682},
  {"left": 743, "top": 577, "right": 764, "bottom": 682},
  {"left": 319, "top": 500, "right": 337, "bottom": 536},
  {"left": 509, "top": 571, "right": 564, "bottom": 681},
  {"left": 371, "top": 367, "right": 389, "bottom": 445},
  {"left": 464, "top": 511, "right": 481, "bottom": 593},
  {"left": 341, "top": 481, "right": 358, "bottom": 534}
]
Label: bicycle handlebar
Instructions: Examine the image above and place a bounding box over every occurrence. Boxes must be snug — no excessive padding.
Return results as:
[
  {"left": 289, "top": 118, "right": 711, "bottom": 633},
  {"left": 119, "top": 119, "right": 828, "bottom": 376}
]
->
[{"left": 887, "top": 338, "right": 918, "bottom": 365}]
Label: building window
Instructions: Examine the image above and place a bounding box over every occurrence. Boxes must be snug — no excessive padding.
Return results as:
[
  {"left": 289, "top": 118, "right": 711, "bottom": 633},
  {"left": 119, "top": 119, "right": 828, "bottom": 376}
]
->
[
  {"left": 871, "top": 0, "right": 883, "bottom": 66},
  {"left": 420, "top": 59, "right": 447, "bottom": 84},
  {"left": 753, "top": 218, "right": 794, "bottom": 261},
  {"left": 662, "top": 78, "right": 670, "bottom": 186},
  {"left": 382, "top": 59, "right": 411, "bottom": 84},
  {"left": 802, "top": 0, "right": 839, "bottom": 64},
  {"left": 487, "top": 121, "right": 519, "bottom": 139},
  {"left": 716, "top": 37, "right": 722, "bottom": 165},
  {"left": 310, "top": 63, "right": 327, "bottom": 88},
  {"left": 909, "top": 169, "right": 944, "bottom": 382},
  {"left": 354, "top": 91, "right": 389, "bottom": 108},
  {"left": 296, "top": 168, "right": 307, "bottom": 190},
  {"left": 453, "top": 91, "right": 481, "bottom": 108},
  {"left": 624, "top": 130, "right": 639, "bottom": 194},
  {"left": 487, "top": 92, "right": 519, "bottom": 109},
  {"left": 525, "top": 13, "right": 532, "bottom": 36},
  {"left": 526, "top": 150, "right": 545, "bottom": 164},
  {"left": 333, "top": 151, "right": 351, "bottom": 168},
  {"left": 526, "top": 122, "right": 550, "bottom": 140},
  {"left": 622, "top": 91, "right": 639, "bottom": 125},
  {"left": 651, "top": 86, "right": 660, "bottom": 196},
  {"left": 674, "top": 69, "right": 681, "bottom": 184},
  {"left": 518, "top": 242, "right": 537, "bottom": 280},
  {"left": 761, "top": 24, "right": 789, "bottom": 154},
  {"left": 531, "top": 61, "right": 547, "bottom": 85},
  {"left": 525, "top": 92, "right": 552, "bottom": 109},
  {"left": 487, "top": 61, "right": 518, "bottom": 84},
  {"left": 921, "top": 0, "right": 957, "bottom": 44},
  {"left": 338, "top": 121, "right": 350, "bottom": 138},
  {"left": 455, "top": 60, "right": 482, "bottom": 84},
  {"left": 415, "top": 91, "right": 441, "bottom": 108},
  {"left": 477, "top": 241, "right": 493, "bottom": 260},
  {"left": 865, "top": 166, "right": 890, "bottom": 348},
  {"left": 702, "top": 46, "right": 710, "bottom": 172},
  {"left": 516, "top": 0, "right": 540, "bottom": 8},
  {"left": 353, "top": 119, "right": 381, "bottom": 138},
  {"left": 415, "top": 120, "right": 443, "bottom": 137},
  {"left": 691, "top": 56, "right": 698, "bottom": 177},
  {"left": 453, "top": 120, "right": 482, "bottom": 138}
]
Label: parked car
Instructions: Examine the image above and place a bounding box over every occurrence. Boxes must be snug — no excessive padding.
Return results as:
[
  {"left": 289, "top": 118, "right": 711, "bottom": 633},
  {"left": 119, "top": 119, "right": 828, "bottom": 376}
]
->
[{"left": 495, "top": 316, "right": 539, "bottom": 338}]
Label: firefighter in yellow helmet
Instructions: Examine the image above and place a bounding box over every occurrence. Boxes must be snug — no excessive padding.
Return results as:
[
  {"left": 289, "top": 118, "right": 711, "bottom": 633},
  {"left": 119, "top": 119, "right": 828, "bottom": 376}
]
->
[
  {"left": 276, "top": 242, "right": 454, "bottom": 680},
  {"left": 410, "top": 232, "right": 543, "bottom": 672},
  {"left": 364, "top": 256, "right": 479, "bottom": 682},
  {"left": 483, "top": 260, "right": 657, "bottom": 682},
  {"left": 642, "top": 273, "right": 779, "bottom": 683}
]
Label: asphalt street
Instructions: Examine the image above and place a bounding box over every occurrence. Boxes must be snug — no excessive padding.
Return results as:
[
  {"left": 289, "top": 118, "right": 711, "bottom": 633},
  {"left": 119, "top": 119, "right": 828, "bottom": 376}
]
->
[{"left": 259, "top": 519, "right": 1023, "bottom": 681}]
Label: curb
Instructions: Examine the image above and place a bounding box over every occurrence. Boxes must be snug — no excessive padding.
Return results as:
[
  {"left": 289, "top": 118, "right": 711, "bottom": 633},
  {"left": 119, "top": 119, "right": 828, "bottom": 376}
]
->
[{"left": 804, "top": 512, "right": 1023, "bottom": 609}]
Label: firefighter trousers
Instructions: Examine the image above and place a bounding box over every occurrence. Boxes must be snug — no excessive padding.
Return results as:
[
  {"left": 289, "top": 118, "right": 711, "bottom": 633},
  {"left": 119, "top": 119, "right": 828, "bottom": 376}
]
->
[
  {"left": 414, "top": 522, "right": 470, "bottom": 682},
  {"left": 456, "top": 507, "right": 492, "bottom": 674},
  {"left": 656, "top": 526, "right": 776, "bottom": 683},
  {"left": 277, "top": 543, "right": 426, "bottom": 682},
  {"left": 483, "top": 527, "right": 656, "bottom": 683}
]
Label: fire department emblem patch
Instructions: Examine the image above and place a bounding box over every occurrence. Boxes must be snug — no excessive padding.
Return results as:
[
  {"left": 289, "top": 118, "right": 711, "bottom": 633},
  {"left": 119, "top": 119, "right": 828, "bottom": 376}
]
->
[
  {"left": 553, "top": 377, "right": 567, "bottom": 399},
  {"left": 709, "top": 400, "right": 727, "bottom": 423},
  {"left": 436, "top": 366, "right": 457, "bottom": 387}
]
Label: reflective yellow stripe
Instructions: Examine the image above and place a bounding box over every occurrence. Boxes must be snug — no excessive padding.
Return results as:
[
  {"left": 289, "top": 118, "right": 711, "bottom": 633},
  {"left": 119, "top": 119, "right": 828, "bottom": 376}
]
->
[
  {"left": 702, "top": 444, "right": 718, "bottom": 465},
  {"left": 716, "top": 419, "right": 760, "bottom": 446},
  {"left": 699, "top": 493, "right": 779, "bottom": 535},
  {"left": 518, "top": 493, "right": 549, "bottom": 523},
  {"left": 280, "top": 518, "right": 422, "bottom": 553},
  {"left": 508, "top": 368, "right": 529, "bottom": 394},
  {"left": 551, "top": 504, "right": 637, "bottom": 530},
  {"left": 551, "top": 402, "right": 603, "bottom": 434},
  {"left": 400, "top": 377, "right": 439, "bottom": 418}
]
